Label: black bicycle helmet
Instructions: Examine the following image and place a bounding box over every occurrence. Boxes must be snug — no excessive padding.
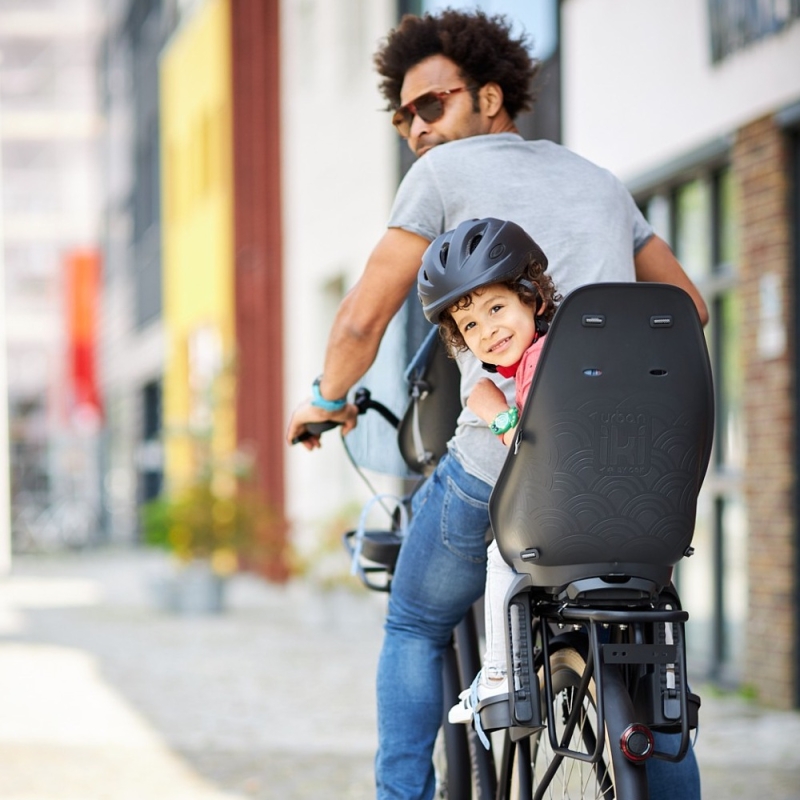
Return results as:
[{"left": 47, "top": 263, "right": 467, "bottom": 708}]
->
[{"left": 418, "top": 218, "right": 548, "bottom": 324}]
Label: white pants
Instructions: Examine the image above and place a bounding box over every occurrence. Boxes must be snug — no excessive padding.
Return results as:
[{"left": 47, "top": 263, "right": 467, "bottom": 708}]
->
[{"left": 483, "top": 540, "right": 516, "bottom": 680}]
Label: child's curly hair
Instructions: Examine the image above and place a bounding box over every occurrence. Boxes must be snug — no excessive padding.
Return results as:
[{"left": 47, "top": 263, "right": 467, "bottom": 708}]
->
[
  {"left": 438, "top": 257, "right": 560, "bottom": 354},
  {"left": 373, "top": 10, "right": 539, "bottom": 119}
]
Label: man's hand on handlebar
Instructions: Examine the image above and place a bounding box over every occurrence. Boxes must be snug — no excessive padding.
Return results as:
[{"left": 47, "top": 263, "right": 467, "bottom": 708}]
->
[{"left": 286, "top": 399, "right": 359, "bottom": 450}]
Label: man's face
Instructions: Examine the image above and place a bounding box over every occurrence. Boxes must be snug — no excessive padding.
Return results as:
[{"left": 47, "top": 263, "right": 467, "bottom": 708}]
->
[{"left": 398, "top": 55, "right": 492, "bottom": 158}]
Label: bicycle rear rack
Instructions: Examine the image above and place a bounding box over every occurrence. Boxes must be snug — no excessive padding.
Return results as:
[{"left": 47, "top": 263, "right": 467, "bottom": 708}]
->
[
  {"left": 479, "top": 596, "right": 698, "bottom": 767},
  {"left": 540, "top": 604, "right": 695, "bottom": 765}
]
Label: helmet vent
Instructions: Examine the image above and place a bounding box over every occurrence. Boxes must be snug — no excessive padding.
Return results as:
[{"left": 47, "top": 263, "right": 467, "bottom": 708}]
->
[
  {"left": 439, "top": 243, "right": 450, "bottom": 268},
  {"left": 467, "top": 233, "right": 483, "bottom": 255}
]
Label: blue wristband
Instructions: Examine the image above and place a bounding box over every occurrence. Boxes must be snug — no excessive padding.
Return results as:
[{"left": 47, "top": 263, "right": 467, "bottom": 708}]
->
[{"left": 311, "top": 376, "right": 347, "bottom": 412}]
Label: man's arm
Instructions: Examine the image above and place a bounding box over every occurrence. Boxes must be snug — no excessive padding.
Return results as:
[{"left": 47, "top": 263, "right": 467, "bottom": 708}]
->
[
  {"left": 634, "top": 235, "right": 709, "bottom": 326},
  {"left": 286, "top": 226, "right": 431, "bottom": 448},
  {"left": 318, "top": 227, "right": 431, "bottom": 400}
]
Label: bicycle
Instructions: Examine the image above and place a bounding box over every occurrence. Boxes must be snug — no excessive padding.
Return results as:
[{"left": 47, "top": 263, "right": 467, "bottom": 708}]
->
[{"left": 295, "top": 282, "right": 712, "bottom": 799}]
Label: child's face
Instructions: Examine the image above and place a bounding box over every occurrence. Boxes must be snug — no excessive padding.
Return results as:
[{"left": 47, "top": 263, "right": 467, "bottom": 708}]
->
[{"left": 450, "top": 284, "right": 537, "bottom": 369}]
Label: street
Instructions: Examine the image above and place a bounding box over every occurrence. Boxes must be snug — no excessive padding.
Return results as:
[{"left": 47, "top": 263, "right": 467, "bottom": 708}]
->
[{"left": 1, "top": 549, "right": 799, "bottom": 799}]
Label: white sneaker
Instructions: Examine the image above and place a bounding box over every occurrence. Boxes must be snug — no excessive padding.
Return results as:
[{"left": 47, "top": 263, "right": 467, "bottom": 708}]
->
[{"left": 448, "top": 673, "right": 508, "bottom": 725}]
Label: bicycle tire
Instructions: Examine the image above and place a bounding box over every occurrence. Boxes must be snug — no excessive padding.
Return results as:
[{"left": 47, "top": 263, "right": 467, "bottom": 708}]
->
[
  {"left": 506, "top": 646, "right": 648, "bottom": 800},
  {"left": 527, "top": 647, "right": 616, "bottom": 799}
]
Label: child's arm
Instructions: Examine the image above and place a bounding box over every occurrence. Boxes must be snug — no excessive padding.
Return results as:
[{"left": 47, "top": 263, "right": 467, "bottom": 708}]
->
[
  {"left": 467, "top": 378, "right": 508, "bottom": 422},
  {"left": 467, "top": 379, "right": 518, "bottom": 447}
]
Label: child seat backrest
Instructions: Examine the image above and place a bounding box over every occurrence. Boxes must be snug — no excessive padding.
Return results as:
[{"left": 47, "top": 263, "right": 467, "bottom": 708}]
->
[{"left": 489, "top": 283, "right": 714, "bottom": 595}]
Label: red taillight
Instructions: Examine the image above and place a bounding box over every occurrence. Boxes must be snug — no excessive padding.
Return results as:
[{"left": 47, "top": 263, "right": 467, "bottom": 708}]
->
[{"left": 620, "top": 723, "right": 654, "bottom": 763}]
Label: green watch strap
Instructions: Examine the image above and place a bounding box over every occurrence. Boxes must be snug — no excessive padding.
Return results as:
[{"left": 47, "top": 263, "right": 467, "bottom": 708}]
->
[{"left": 489, "top": 406, "right": 519, "bottom": 436}]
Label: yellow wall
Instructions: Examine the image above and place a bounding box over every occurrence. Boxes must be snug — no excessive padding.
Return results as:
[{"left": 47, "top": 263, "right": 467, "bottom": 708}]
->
[{"left": 160, "top": 0, "right": 235, "bottom": 488}]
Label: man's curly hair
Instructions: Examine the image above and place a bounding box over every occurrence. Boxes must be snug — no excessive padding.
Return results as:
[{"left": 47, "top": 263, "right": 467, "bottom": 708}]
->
[
  {"left": 374, "top": 10, "right": 539, "bottom": 119},
  {"left": 438, "top": 257, "right": 560, "bottom": 354}
]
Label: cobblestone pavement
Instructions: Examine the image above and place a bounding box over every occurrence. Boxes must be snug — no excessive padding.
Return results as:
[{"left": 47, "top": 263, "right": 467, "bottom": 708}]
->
[{"left": 1, "top": 549, "right": 799, "bottom": 799}]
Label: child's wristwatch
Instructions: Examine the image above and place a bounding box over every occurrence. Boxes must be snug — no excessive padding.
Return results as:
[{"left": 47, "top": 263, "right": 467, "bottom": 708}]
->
[
  {"left": 489, "top": 406, "right": 519, "bottom": 436},
  {"left": 311, "top": 376, "right": 347, "bottom": 411}
]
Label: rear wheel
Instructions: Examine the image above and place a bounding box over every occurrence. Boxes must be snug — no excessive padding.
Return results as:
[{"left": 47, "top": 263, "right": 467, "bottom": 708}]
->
[{"left": 528, "top": 647, "right": 615, "bottom": 799}]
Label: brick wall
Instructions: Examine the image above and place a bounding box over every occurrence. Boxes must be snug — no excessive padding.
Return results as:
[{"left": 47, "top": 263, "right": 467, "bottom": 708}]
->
[{"left": 734, "top": 115, "right": 796, "bottom": 708}]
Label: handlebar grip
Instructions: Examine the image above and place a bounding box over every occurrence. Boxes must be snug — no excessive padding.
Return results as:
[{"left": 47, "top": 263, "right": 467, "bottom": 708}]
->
[{"left": 291, "top": 420, "right": 340, "bottom": 445}]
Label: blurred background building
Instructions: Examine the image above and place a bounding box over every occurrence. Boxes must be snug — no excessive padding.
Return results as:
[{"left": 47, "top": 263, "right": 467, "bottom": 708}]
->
[
  {"left": 1, "top": 0, "right": 799, "bottom": 706},
  {"left": 98, "top": 0, "right": 177, "bottom": 545},
  {"left": 1, "top": 0, "right": 105, "bottom": 552}
]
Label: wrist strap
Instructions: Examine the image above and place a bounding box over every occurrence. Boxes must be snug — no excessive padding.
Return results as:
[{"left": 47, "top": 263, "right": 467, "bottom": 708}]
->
[
  {"left": 311, "top": 376, "right": 347, "bottom": 412},
  {"left": 489, "top": 406, "right": 519, "bottom": 436}
]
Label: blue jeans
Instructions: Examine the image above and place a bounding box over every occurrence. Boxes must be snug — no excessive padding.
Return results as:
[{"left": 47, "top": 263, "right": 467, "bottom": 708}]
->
[
  {"left": 648, "top": 731, "right": 701, "bottom": 800},
  {"left": 374, "top": 453, "right": 700, "bottom": 800}
]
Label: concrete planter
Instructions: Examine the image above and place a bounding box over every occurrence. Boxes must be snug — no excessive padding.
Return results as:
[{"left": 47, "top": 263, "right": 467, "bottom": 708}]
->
[{"left": 151, "top": 559, "right": 226, "bottom": 615}]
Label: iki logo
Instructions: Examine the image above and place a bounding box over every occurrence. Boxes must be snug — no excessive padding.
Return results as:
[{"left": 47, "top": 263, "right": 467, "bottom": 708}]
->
[{"left": 591, "top": 411, "right": 651, "bottom": 475}]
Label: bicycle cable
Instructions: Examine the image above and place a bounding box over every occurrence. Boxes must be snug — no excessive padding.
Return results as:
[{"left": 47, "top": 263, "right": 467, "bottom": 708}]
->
[
  {"left": 341, "top": 434, "right": 397, "bottom": 516},
  {"left": 340, "top": 434, "right": 411, "bottom": 575}
]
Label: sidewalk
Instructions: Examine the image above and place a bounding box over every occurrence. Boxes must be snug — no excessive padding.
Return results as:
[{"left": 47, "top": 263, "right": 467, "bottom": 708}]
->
[{"left": 1, "top": 549, "right": 799, "bottom": 799}]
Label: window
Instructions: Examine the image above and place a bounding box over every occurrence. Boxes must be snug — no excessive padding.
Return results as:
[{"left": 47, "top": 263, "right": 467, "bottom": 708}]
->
[
  {"left": 708, "top": 0, "right": 800, "bottom": 63},
  {"left": 140, "top": 380, "right": 163, "bottom": 504}
]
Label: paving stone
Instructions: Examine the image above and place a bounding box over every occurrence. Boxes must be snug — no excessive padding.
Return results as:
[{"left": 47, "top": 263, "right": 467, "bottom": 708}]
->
[{"left": 1, "top": 549, "right": 799, "bottom": 799}]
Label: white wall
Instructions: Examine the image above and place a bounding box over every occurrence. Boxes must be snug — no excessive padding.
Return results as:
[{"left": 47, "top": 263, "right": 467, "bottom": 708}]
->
[
  {"left": 281, "top": 0, "right": 401, "bottom": 545},
  {"left": 562, "top": 0, "right": 800, "bottom": 180}
]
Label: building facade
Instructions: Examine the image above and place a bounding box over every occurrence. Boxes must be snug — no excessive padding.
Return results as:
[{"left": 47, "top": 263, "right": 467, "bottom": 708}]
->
[
  {"left": 1, "top": 0, "right": 106, "bottom": 550},
  {"left": 98, "top": 0, "right": 179, "bottom": 543},
  {"left": 561, "top": 0, "right": 800, "bottom": 707}
]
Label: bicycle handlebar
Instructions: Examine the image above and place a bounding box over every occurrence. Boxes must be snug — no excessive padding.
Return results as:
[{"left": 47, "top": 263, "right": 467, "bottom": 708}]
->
[{"left": 291, "top": 387, "right": 400, "bottom": 445}]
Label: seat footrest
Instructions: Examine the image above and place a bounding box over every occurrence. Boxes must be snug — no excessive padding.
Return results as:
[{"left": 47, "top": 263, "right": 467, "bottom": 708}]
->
[
  {"left": 477, "top": 694, "right": 544, "bottom": 738},
  {"left": 344, "top": 529, "right": 403, "bottom": 570}
]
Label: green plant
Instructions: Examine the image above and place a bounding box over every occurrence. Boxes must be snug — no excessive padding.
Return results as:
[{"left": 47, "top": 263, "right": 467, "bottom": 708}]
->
[
  {"left": 141, "top": 476, "right": 280, "bottom": 576},
  {"left": 145, "top": 345, "right": 293, "bottom": 581}
]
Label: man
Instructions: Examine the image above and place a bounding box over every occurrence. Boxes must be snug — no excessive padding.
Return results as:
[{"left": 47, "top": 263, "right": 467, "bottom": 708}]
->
[{"left": 287, "top": 10, "right": 707, "bottom": 800}]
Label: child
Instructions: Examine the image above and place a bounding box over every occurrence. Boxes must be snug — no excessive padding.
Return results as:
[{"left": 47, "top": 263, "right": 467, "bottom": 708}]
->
[{"left": 417, "top": 217, "right": 560, "bottom": 729}]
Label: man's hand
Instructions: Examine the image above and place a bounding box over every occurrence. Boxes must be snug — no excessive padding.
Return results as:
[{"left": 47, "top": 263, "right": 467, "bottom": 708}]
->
[{"left": 286, "top": 400, "right": 359, "bottom": 450}]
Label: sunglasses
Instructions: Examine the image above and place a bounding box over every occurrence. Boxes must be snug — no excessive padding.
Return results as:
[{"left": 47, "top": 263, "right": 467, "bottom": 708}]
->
[{"left": 391, "top": 86, "right": 472, "bottom": 138}]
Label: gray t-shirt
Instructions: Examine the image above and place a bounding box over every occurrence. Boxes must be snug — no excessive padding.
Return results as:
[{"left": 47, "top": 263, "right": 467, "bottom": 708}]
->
[{"left": 388, "top": 133, "right": 654, "bottom": 485}]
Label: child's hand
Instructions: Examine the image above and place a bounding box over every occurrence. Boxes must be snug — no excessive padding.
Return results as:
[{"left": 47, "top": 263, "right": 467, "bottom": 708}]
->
[
  {"left": 467, "top": 379, "right": 509, "bottom": 422},
  {"left": 501, "top": 425, "right": 518, "bottom": 447}
]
